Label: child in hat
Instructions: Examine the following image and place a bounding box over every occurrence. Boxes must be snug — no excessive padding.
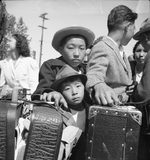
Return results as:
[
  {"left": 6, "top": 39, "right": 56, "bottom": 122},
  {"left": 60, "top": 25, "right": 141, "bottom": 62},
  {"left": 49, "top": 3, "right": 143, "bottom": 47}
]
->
[
  {"left": 52, "top": 64, "right": 91, "bottom": 160},
  {"left": 32, "top": 26, "right": 95, "bottom": 107}
]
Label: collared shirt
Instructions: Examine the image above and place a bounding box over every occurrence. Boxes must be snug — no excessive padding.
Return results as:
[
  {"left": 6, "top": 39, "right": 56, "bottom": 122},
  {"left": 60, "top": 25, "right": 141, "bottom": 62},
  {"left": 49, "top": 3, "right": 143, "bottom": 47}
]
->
[
  {"left": 106, "top": 36, "right": 124, "bottom": 58},
  {"left": 135, "top": 68, "right": 143, "bottom": 84}
]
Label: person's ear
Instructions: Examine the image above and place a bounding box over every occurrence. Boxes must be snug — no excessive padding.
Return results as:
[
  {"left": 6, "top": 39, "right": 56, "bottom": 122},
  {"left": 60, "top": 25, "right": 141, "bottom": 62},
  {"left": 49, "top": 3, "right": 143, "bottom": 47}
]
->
[{"left": 123, "top": 22, "right": 131, "bottom": 33}]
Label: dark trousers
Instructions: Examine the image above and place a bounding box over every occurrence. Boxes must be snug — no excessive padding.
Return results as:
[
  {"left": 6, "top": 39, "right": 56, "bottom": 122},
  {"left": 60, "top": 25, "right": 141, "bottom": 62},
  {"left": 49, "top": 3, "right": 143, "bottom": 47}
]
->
[{"left": 138, "top": 131, "right": 150, "bottom": 160}]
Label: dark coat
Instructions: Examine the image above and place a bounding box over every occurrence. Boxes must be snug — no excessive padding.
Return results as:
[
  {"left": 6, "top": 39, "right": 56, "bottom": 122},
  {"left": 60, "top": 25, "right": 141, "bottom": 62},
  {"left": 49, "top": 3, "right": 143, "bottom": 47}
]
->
[{"left": 32, "top": 56, "right": 86, "bottom": 100}]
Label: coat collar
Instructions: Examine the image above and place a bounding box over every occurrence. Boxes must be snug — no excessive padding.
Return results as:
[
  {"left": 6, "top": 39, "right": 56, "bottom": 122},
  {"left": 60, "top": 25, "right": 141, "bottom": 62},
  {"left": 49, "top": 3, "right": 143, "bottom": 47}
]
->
[
  {"left": 102, "top": 36, "right": 128, "bottom": 72},
  {"left": 56, "top": 56, "right": 86, "bottom": 74}
]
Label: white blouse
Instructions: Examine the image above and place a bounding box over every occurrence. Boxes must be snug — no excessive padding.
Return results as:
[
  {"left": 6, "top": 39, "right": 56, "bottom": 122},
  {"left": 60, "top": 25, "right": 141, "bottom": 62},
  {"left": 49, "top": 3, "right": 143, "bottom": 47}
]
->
[{"left": 0, "top": 56, "right": 39, "bottom": 94}]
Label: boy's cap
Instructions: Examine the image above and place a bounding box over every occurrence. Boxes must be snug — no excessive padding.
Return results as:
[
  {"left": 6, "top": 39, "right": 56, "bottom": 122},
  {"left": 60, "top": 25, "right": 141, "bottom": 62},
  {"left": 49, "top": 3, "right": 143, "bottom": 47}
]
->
[
  {"left": 51, "top": 64, "right": 87, "bottom": 91},
  {"left": 52, "top": 26, "right": 95, "bottom": 52},
  {"left": 133, "top": 18, "right": 150, "bottom": 40}
]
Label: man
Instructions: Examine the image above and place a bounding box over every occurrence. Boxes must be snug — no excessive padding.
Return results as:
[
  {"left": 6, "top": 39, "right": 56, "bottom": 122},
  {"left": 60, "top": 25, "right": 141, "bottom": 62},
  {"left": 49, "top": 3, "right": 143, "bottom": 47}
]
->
[
  {"left": 86, "top": 5, "right": 138, "bottom": 105},
  {"left": 32, "top": 26, "right": 95, "bottom": 108},
  {"left": 133, "top": 18, "right": 150, "bottom": 101}
]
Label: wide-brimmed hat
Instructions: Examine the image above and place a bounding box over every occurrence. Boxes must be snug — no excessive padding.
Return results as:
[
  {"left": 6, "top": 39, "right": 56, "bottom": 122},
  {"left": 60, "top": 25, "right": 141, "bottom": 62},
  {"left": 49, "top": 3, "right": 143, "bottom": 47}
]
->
[
  {"left": 133, "top": 18, "right": 150, "bottom": 40},
  {"left": 52, "top": 26, "right": 95, "bottom": 52},
  {"left": 51, "top": 64, "right": 87, "bottom": 91}
]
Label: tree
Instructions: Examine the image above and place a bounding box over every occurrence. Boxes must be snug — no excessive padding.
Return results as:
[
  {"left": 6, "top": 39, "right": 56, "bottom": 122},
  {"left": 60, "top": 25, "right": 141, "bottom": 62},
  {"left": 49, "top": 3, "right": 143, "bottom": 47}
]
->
[
  {"left": 15, "top": 17, "right": 28, "bottom": 38},
  {"left": 0, "top": 15, "right": 29, "bottom": 60},
  {"left": 0, "top": 13, "right": 16, "bottom": 60}
]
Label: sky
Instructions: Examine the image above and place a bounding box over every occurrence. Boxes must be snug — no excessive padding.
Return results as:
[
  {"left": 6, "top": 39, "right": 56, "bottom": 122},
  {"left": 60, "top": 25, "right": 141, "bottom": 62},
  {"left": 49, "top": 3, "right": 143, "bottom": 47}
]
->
[{"left": 4, "top": 0, "right": 150, "bottom": 67}]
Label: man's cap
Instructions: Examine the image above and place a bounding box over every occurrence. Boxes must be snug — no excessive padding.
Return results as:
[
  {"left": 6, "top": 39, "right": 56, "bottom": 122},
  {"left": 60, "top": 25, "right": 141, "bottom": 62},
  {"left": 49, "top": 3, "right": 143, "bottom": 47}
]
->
[
  {"left": 52, "top": 26, "right": 95, "bottom": 52},
  {"left": 133, "top": 18, "right": 150, "bottom": 40},
  {"left": 51, "top": 64, "right": 87, "bottom": 91}
]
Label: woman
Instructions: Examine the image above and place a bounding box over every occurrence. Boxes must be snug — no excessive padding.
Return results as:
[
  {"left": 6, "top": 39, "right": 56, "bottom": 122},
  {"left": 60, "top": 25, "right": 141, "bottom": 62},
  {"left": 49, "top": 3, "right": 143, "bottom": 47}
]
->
[
  {"left": 0, "top": 34, "right": 39, "bottom": 97},
  {"left": 130, "top": 41, "right": 147, "bottom": 84}
]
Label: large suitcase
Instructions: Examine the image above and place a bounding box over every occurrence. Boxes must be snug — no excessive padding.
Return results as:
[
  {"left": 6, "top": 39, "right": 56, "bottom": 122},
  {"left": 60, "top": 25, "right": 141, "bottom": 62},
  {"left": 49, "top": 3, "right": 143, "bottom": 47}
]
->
[
  {"left": 24, "top": 102, "right": 63, "bottom": 160},
  {"left": 0, "top": 100, "right": 22, "bottom": 160},
  {"left": 87, "top": 105, "right": 142, "bottom": 160}
]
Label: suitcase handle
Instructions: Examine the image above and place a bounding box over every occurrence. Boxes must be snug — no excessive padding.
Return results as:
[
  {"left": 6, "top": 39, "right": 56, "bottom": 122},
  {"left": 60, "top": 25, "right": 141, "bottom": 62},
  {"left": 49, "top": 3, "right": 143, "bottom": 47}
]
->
[{"left": 22, "top": 99, "right": 73, "bottom": 126}]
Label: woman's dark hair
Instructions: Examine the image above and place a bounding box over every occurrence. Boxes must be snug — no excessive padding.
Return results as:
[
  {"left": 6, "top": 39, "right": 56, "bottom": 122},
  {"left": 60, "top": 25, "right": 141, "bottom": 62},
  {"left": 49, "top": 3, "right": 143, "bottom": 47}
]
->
[
  {"left": 13, "top": 34, "right": 30, "bottom": 57},
  {"left": 133, "top": 41, "right": 141, "bottom": 54},
  {"left": 107, "top": 5, "right": 138, "bottom": 32}
]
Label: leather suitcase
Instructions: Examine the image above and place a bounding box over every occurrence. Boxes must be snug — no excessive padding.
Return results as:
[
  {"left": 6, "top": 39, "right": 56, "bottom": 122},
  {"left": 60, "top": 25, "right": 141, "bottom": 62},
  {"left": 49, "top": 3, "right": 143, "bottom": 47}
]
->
[
  {"left": 24, "top": 102, "right": 63, "bottom": 160},
  {"left": 86, "top": 105, "right": 142, "bottom": 160},
  {"left": 0, "top": 100, "right": 22, "bottom": 160}
]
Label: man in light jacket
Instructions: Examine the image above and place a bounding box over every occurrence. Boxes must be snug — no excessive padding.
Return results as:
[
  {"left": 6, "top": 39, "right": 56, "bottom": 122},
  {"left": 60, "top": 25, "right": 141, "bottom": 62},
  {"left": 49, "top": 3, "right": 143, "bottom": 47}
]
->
[{"left": 86, "top": 5, "right": 138, "bottom": 105}]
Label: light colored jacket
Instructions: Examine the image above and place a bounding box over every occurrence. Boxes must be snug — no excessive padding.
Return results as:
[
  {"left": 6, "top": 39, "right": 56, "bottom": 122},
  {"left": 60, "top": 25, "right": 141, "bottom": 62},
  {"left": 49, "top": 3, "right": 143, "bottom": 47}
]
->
[
  {"left": 0, "top": 56, "right": 39, "bottom": 94},
  {"left": 86, "top": 36, "right": 132, "bottom": 100}
]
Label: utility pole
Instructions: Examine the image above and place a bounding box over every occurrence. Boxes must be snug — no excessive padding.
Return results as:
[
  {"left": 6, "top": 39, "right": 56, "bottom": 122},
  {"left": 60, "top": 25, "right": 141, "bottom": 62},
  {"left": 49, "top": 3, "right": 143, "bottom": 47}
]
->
[{"left": 38, "top": 13, "right": 48, "bottom": 67}]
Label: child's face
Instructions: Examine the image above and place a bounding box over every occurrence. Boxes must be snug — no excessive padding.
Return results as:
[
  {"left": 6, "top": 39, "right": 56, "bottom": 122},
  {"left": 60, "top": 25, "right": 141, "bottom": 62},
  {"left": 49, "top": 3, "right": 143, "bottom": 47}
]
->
[{"left": 61, "top": 78, "right": 84, "bottom": 105}]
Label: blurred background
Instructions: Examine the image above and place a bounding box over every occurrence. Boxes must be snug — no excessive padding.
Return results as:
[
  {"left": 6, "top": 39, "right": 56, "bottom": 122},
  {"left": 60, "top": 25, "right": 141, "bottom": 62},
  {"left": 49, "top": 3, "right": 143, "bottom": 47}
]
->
[{"left": 3, "top": 0, "right": 150, "bottom": 67}]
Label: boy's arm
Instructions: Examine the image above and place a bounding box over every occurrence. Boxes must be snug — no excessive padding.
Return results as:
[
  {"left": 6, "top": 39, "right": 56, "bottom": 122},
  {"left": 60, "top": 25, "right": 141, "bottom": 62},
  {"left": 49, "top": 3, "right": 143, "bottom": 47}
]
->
[{"left": 31, "top": 60, "right": 56, "bottom": 100}]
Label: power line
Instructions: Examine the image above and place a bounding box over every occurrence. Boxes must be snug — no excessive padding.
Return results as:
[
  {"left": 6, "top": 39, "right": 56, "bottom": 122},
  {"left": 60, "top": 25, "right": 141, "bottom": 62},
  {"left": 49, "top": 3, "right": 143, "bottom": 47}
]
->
[{"left": 38, "top": 13, "right": 48, "bottom": 68}]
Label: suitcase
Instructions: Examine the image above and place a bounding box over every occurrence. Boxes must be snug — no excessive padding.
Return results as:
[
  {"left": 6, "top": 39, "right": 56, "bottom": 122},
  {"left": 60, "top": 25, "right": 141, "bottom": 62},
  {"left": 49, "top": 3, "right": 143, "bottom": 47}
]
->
[
  {"left": 0, "top": 100, "right": 22, "bottom": 160},
  {"left": 24, "top": 102, "right": 63, "bottom": 160},
  {"left": 87, "top": 105, "right": 142, "bottom": 160}
]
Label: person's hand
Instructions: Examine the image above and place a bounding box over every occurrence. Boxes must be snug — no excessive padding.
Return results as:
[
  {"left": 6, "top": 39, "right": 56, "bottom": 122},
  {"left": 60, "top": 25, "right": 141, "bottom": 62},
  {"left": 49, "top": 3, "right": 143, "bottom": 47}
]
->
[
  {"left": 93, "top": 83, "right": 119, "bottom": 106},
  {"left": 126, "top": 81, "right": 138, "bottom": 96},
  {"left": 40, "top": 91, "right": 68, "bottom": 109}
]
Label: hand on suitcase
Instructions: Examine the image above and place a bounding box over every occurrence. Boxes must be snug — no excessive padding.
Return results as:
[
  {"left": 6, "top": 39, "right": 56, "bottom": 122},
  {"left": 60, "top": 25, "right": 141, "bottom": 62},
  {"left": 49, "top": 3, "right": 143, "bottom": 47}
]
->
[
  {"left": 93, "top": 83, "right": 119, "bottom": 106},
  {"left": 40, "top": 91, "right": 68, "bottom": 109}
]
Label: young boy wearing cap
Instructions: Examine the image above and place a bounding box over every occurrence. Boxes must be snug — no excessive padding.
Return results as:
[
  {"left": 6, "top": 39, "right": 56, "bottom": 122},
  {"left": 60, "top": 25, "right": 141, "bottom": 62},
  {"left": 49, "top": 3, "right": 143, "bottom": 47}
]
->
[
  {"left": 86, "top": 5, "right": 137, "bottom": 105},
  {"left": 32, "top": 26, "right": 95, "bottom": 108},
  {"left": 51, "top": 64, "right": 90, "bottom": 160}
]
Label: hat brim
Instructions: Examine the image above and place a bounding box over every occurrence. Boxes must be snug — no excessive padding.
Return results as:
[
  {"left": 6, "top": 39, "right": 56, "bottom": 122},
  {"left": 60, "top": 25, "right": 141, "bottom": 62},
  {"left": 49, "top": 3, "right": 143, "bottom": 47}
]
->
[
  {"left": 133, "top": 27, "right": 150, "bottom": 40},
  {"left": 51, "top": 74, "right": 87, "bottom": 91},
  {"left": 52, "top": 26, "right": 95, "bottom": 52}
]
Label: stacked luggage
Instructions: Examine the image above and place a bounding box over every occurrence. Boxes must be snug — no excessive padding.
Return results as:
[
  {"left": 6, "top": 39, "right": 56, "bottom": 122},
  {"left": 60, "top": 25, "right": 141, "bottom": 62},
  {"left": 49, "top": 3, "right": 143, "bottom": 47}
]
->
[{"left": 0, "top": 88, "right": 150, "bottom": 160}]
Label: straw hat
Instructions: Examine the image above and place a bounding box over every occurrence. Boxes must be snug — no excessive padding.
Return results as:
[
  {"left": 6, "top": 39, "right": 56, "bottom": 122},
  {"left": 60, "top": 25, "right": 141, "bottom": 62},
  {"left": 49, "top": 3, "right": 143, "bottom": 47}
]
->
[{"left": 52, "top": 26, "right": 95, "bottom": 52}]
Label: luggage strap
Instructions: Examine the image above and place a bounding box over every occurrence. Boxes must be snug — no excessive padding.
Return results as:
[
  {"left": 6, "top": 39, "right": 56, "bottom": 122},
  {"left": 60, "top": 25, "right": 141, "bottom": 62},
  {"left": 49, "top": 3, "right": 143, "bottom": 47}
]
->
[
  {"left": 6, "top": 103, "right": 16, "bottom": 160},
  {"left": 22, "top": 100, "right": 73, "bottom": 126}
]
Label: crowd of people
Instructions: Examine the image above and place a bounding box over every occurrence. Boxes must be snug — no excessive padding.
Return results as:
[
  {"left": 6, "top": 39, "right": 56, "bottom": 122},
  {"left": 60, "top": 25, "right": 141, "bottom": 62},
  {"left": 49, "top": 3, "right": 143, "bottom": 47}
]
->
[{"left": 0, "top": 1, "right": 150, "bottom": 160}]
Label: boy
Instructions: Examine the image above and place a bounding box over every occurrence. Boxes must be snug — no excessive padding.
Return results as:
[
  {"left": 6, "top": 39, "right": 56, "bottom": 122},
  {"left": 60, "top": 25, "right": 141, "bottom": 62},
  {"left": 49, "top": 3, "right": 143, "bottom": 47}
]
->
[
  {"left": 51, "top": 64, "right": 90, "bottom": 160},
  {"left": 32, "top": 26, "right": 95, "bottom": 109}
]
